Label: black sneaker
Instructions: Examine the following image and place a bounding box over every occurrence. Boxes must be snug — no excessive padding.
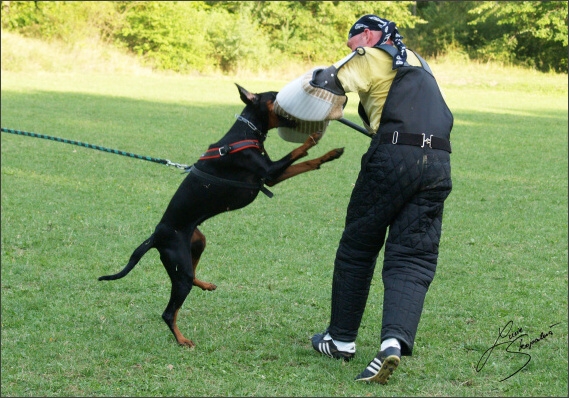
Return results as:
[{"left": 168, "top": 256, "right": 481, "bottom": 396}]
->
[
  {"left": 311, "top": 332, "right": 355, "bottom": 361},
  {"left": 354, "top": 347, "right": 401, "bottom": 384}
]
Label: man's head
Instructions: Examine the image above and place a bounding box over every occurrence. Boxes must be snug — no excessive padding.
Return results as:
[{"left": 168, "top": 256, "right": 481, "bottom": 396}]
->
[
  {"left": 347, "top": 29, "right": 382, "bottom": 51},
  {"left": 348, "top": 14, "right": 389, "bottom": 40},
  {"left": 347, "top": 15, "right": 388, "bottom": 50},
  {"left": 346, "top": 14, "right": 408, "bottom": 68}
]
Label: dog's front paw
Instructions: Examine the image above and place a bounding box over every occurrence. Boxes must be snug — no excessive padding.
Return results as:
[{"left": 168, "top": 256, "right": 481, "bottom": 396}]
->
[
  {"left": 308, "top": 131, "right": 323, "bottom": 145},
  {"left": 331, "top": 147, "right": 345, "bottom": 159},
  {"left": 321, "top": 147, "right": 345, "bottom": 163}
]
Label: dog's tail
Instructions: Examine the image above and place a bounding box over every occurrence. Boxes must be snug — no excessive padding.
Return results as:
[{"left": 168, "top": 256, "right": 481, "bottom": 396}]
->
[{"left": 98, "top": 234, "right": 155, "bottom": 281}]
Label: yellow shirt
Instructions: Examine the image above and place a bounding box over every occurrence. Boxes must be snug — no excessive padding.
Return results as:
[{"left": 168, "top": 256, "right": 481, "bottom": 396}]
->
[{"left": 336, "top": 47, "right": 421, "bottom": 135}]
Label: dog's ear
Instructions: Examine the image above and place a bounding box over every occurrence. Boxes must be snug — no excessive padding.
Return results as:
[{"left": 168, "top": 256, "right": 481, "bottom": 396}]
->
[{"left": 236, "top": 83, "right": 257, "bottom": 105}]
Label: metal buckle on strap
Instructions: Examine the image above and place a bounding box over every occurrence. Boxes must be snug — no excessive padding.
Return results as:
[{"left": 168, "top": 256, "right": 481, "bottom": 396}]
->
[
  {"left": 422, "top": 133, "right": 433, "bottom": 148},
  {"left": 392, "top": 131, "right": 399, "bottom": 144},
  {"left": 218, "top": 145, "right": 230, "bottom": 156}
]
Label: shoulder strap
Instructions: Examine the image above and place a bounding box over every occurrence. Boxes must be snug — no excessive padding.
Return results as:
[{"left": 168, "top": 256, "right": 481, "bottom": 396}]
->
[
  {"left": 375, "top": 45, "right": 434, "bottom": 77},
  {"left": 374, "top": 44, "right": 409, "bottom": 67},
  {"left": 408, "top": 49, "right": 434, "bottom": 77}
]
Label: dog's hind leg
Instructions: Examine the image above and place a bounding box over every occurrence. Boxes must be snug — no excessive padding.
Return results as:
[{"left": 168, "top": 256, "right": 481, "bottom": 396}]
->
[
  {"left": 163, "top": 280, "right": 195, "bottom": 347},
  {"left": 190, "top": 228, "right": 217, "bottom": 291},
  {"left": 163, "top": 281, "right": 195, "bottom": 347},
  {"left": 156, "top": 229, "right": 196, "bottom": 347}
]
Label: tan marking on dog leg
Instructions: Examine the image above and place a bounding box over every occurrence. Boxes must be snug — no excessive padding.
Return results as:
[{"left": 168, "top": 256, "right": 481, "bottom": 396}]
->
[
  {"left": 190, "top": 229, "right": 217, "bottom": 291},
  {"left": 172, "top": 309, "right": 195, "bottom": 347},
  {"left": 266, "top": 147, "right": 345, "bottom": 186}
]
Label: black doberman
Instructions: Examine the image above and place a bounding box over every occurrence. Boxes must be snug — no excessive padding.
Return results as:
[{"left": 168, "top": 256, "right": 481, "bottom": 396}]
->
[{"left": 98, "top": 84, "right": 344, "bottom": 347}]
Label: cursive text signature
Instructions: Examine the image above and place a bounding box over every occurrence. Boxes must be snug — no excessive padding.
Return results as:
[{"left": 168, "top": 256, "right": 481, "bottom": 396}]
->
[{"left": 476, "top": 320, "right": 561, "bottom": 382}]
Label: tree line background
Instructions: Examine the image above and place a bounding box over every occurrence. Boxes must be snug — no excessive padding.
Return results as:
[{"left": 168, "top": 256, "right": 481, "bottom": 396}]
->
[{"left": 1, "top": 1, "right": 567, "bottom": 74}]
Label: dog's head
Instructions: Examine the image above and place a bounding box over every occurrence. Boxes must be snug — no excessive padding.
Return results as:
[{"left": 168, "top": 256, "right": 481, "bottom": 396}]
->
[{"left": 236, "top": 84, "right": 296, "bottom": 134}]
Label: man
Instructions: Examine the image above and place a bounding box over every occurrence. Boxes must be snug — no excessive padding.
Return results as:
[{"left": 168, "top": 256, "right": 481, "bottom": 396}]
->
[{"left": 276, "top": 14, "right": 453, "bottom": 384}]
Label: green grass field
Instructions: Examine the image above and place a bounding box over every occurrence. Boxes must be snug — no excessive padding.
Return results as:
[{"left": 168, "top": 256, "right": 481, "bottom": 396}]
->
[{"left": 1, "top": 42, "right": 568, "bottom": 396}]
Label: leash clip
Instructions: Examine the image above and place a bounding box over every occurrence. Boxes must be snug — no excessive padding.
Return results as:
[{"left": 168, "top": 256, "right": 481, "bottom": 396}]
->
[
  {"left": 165, "top": 159, "right": 191, "bottom": 170},
  {"left": 422, "top": 133, "right": 433, "bottom": 149}
]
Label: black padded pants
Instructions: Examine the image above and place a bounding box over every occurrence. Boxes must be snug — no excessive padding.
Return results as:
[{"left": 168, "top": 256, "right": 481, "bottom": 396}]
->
[{"left": 327, "top": 143, "right": 452, "bottom": 356}]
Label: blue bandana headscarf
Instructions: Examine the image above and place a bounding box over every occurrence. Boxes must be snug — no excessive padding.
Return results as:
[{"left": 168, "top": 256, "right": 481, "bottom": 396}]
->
[{"left": 348, "top": 14, "right": 407, "bottom": 69}]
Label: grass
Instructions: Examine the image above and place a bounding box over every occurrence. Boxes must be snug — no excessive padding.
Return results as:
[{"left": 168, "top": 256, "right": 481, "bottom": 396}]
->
[{"left": 1, "top": 31, "right": 568, "bottom": 396}]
